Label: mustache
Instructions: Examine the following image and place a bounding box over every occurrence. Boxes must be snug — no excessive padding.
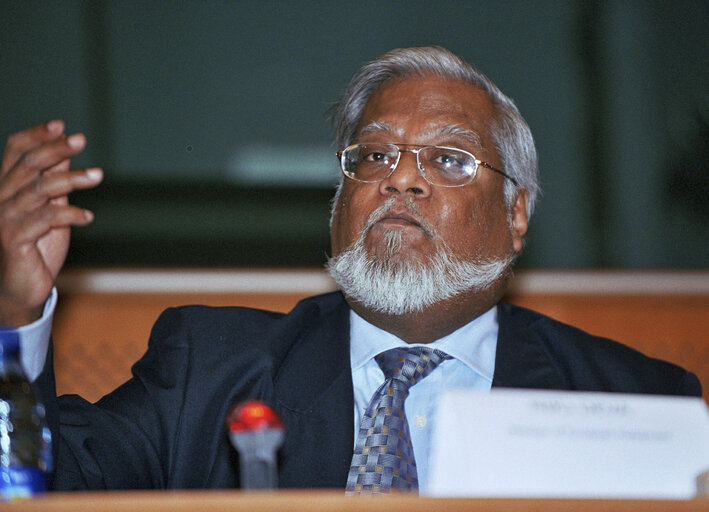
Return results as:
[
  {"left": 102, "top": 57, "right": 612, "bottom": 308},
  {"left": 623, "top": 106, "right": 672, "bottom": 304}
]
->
[{"left": 361, "top": 197, "right": 437, "bottom": 240}]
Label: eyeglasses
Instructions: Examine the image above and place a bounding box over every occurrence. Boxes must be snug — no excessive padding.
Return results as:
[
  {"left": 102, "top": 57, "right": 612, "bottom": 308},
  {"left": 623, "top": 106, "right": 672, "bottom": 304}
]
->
[{"left": 337, "top": 143, "right": 518, "bottom": 187}]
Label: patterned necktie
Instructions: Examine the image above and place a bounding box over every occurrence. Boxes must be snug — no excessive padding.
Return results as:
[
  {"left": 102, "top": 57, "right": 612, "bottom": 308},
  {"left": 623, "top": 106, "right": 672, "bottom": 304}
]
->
[{"left": 346, "top": 346, "right": 450, "bottom": 494}]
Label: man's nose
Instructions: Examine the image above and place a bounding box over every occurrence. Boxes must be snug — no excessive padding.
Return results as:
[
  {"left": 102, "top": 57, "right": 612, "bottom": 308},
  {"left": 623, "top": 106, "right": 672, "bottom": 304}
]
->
[{"left": 378, "top": 151, "right": 432, "bottom": 198}]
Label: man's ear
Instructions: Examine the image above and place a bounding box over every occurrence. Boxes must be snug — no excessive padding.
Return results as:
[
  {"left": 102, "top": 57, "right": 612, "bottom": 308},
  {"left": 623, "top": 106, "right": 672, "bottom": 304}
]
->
[{"left": 510, "top": 189, "right": 529, "bottom": 253}]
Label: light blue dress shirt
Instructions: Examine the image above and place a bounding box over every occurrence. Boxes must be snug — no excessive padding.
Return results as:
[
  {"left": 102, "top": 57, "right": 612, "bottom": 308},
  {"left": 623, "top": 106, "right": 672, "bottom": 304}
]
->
[
  {"left": 14, "top": 287, "right": 55, "bottom": 382},
  {"left": 349, "top": 306, "right": 498, "bottom": 493}
]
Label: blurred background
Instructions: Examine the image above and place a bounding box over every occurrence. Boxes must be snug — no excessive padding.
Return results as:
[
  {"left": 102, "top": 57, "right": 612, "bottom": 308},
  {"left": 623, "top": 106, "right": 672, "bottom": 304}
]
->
[{"left": 2, "top": 0, "right": 707, "bottom": 268}]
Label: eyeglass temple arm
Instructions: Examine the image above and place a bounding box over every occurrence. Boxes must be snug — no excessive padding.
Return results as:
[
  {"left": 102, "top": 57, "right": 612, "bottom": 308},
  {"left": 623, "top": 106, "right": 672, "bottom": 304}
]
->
[{"left": 478, "top": 161, "right": 519, "bottom": 186}]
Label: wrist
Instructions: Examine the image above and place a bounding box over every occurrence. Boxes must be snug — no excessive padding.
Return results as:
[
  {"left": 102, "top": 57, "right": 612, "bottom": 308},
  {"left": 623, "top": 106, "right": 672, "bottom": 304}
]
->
[{"left": 0, "top": 298, "right": 44, "bottom": 328}]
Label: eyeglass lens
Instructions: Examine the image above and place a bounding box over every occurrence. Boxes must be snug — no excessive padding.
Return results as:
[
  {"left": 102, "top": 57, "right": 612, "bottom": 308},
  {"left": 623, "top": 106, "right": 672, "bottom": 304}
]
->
[{"left": 342, "top": 143, "right": 478, "bottom": 186}]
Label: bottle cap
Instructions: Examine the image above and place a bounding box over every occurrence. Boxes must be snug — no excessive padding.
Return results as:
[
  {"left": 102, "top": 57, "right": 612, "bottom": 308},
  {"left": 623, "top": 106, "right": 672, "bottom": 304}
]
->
[{"left": 0, "top": 328, "right": 20, "bottom": 359}]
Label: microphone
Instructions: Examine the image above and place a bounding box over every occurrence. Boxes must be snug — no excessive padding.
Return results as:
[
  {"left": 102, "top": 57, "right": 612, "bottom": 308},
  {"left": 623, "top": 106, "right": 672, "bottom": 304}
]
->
[{"left": 226, "top": 400, "right": 284, "bottom": 489}]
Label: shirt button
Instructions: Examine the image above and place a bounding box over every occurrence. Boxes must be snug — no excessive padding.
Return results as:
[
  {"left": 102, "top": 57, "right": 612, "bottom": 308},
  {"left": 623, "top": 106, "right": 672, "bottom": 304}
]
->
[{"left": 413, "top": 415, "right": 427, "bottom": 428}]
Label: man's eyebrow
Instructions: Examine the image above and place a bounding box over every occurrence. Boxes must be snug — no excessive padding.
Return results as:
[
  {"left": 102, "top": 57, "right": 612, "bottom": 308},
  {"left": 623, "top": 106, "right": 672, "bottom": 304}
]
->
[
  {"left": 356, "top": 121, "right": 395, "bottom": 138},
  {"left": 355, "top": 122, "right": 483, "bottom": 148},
  {"left": 422, "top": 125, "right": 483, "bottom": 148}
]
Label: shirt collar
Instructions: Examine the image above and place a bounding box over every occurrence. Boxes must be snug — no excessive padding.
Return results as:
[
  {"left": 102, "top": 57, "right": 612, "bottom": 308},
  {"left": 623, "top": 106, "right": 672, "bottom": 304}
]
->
[{"left": 349, "top": 306, "right": 498, "bottom": 382}]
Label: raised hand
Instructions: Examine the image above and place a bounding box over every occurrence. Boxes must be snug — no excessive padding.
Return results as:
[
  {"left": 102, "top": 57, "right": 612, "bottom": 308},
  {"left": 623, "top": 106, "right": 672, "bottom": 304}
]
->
[{"left": 0, "top": 120, "right": 103, "bottom": 326}]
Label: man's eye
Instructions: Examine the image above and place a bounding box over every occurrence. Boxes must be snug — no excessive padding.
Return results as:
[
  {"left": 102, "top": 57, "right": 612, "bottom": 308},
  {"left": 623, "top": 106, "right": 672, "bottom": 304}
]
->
[
  {"left": 432, "top": 153, "right": 463, "bottom": 167},
  {"left": 362, "top": 152, "right": 388, "bottom": 162}
]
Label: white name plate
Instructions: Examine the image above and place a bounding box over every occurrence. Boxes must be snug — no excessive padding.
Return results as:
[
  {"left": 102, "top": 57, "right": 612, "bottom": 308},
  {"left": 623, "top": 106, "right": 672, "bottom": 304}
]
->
[{"left": 428, "top": 389, "right": 709, "bottom": 499}]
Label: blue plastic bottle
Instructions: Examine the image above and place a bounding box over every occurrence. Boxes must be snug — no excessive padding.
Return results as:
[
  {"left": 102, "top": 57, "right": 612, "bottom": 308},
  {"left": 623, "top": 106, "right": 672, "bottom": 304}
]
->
[{"left": 0, "top": 330, "right": 52, "bottom": 501}]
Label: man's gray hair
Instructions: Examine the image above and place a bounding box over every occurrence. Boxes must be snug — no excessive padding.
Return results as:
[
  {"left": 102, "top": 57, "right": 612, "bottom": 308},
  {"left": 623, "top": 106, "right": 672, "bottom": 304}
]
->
[{"left": 332, "top": 46, "right": 540, "bottom": 217}]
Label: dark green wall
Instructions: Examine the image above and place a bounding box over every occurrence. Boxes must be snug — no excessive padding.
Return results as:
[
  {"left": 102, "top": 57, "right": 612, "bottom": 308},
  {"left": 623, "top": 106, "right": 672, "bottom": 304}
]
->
[{"left": 2, "top": 1, "right": 707, "bottom": 267}]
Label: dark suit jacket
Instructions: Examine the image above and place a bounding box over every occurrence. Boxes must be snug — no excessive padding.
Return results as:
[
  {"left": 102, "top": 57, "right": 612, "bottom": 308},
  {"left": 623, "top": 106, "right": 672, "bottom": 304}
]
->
[{"left": 40, "top": 291, "right": 701, "bottom": 490}]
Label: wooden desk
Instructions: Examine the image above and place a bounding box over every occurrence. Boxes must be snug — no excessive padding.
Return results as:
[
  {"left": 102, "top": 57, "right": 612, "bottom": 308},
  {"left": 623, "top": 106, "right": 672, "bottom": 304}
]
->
[{"left": 11, "top": 490, "right": 709, "bottom": 512}]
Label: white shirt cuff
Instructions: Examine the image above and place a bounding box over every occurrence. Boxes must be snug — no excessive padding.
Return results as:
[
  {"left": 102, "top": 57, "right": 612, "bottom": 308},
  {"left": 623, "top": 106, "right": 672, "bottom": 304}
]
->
[{"left": 16, "top": 287, "right": 56, "bottom": 382}]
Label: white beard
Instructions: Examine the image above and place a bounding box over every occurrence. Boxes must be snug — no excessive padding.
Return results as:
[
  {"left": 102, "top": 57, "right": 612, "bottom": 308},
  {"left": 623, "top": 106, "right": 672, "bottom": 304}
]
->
[{"left": 327, "top": 199, "right": 515, "bottom": 315}]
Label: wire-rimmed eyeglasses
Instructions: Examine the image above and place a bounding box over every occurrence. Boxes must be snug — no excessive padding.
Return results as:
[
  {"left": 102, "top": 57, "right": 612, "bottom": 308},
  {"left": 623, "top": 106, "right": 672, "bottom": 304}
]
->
[{"left": 336, "top": 143, "right": 518, "bottom": 188}]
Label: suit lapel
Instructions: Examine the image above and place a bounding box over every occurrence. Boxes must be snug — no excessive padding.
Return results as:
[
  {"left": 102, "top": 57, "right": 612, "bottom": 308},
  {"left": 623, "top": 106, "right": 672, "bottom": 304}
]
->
[
  {"left": 273, "top": 293, "right": 354, "bottom": 488},
  {"left": 492, "top": 302, "right": 568, "bottom": 390}
]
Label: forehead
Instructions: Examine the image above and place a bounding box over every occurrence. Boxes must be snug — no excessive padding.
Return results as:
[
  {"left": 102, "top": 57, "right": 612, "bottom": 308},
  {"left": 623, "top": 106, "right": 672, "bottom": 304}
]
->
[{"left": 355, "top": 75, "right": 495, "bottom": 143}]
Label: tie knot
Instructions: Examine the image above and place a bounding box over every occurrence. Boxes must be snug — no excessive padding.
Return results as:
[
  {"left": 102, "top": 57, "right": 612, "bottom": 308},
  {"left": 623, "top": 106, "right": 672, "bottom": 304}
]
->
[{"left": 375, "top": 347, "right": 450, "bottom": 389}]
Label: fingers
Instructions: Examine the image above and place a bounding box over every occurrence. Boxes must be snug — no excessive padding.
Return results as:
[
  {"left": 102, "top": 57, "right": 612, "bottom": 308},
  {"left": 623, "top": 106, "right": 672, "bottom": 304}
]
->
[
  {"left": 0, "top": 122, "right": 104, "bottom": 258},
  {"left": 44, "top": 157, "right": 71, "bottom": 176},
  {"left": 1, "top": 125, "right": 88, "bottom": 201},
  {"left": 0, "top": 167, "right": 103, "bottom": 237},
  {"left": 3, "top": 133, "right": 86, "bottom": 187},
  {"left": 0, "top": 166, "right": 100, "bottom": 254},
  {"left": 20, "top": 167, "right": 104, "bottom": 210},
  {"left": 0, "top": 202, "right": 94, "bottom": 248},
  {"left": 1, "top": 120, "right": 66, "bottom": 174},
  {"left": 0, "top": 121, "right": 103, "bottom": 237}
]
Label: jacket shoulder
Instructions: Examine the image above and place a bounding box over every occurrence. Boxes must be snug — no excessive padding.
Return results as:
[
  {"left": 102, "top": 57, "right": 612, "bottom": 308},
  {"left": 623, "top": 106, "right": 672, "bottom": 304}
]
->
[
  {"left": 498, "top": 302, "right": 702, "bottom": 396},
  {"left": 149, "top": 291, "right": 346, "bottom": 353}
]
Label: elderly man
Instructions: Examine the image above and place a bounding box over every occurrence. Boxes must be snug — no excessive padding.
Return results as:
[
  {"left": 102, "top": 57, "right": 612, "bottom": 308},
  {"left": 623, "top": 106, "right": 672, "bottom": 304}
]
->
[{"left": 0, "top": 47, "right": 700, "bottom": 493}]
